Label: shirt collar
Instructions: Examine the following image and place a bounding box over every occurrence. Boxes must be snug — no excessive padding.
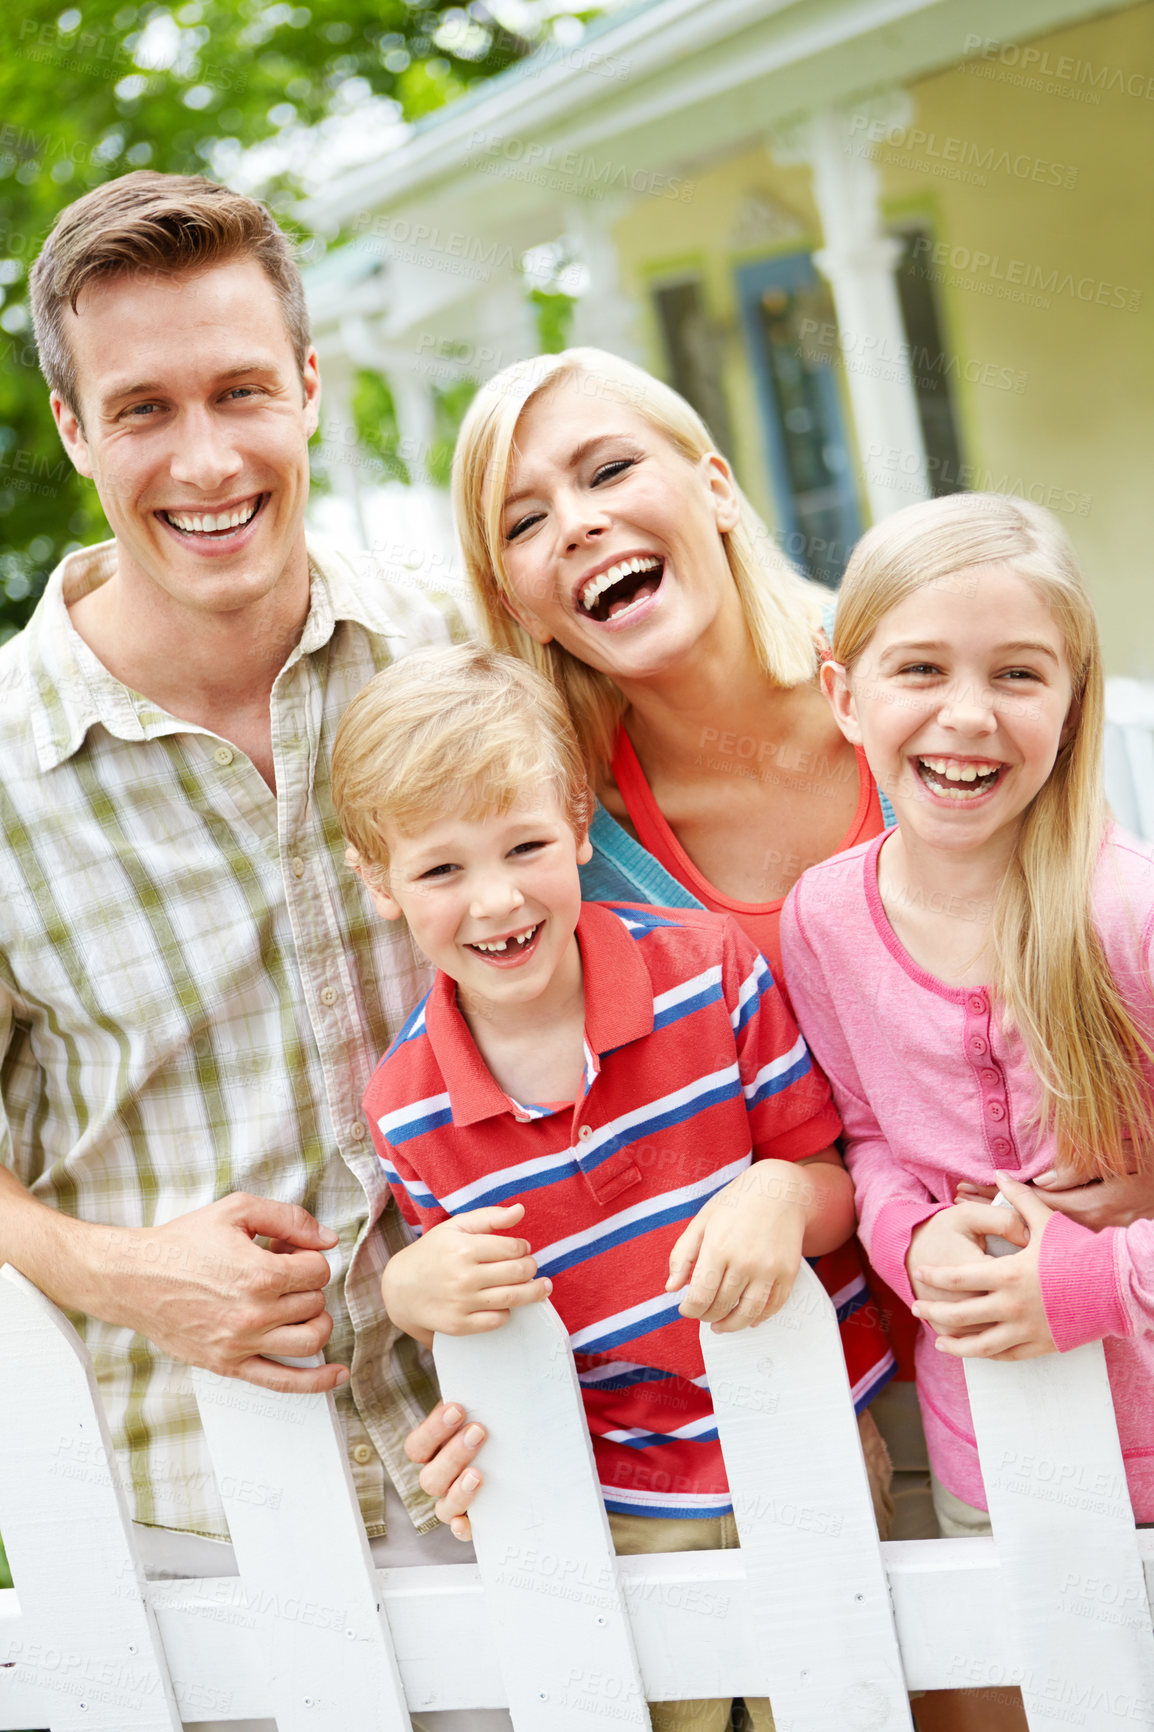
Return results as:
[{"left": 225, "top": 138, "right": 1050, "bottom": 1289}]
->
[
  {"left": 20, "top": 533, "right": 411, "bottom": 773},
  {"left": 424, "top": 901, "right": 655, "bottom": 1128}
]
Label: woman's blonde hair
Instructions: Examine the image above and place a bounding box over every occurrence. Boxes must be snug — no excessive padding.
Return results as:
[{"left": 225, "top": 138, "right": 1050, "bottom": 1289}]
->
[
  {"left": 834, "top": 491, "right": 1153, "bottom": 1179},
  {"left": 331, "top": 643, "right": 591, "bottom": 889},
  {"left": 452, "top": 347, "right": 828, "bottom": 773}
]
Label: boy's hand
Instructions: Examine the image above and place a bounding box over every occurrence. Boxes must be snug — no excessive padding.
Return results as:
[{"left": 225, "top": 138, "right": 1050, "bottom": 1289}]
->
[
  {"left": 666, "top": 1162, "right": 810, "bottom": 1333},
  {"left": 910, "top": 1176, "right": 1057, "bottom": 1359},
  {"left": 381, "top": 1202, "right": 551, "bottom": 1343}
]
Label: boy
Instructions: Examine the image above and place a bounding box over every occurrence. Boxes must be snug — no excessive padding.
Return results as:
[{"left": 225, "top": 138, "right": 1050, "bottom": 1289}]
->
[{"left": 332, "top": 643, "right": 855, "bottom": 1732}]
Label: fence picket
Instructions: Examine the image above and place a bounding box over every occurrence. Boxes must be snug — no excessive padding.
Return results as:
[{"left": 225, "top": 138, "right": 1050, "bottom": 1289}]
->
[
  {"left": 191, "top": 1364, "right": 412, "bottom": 1732},
  {"left": 0, "top": 1265, "right": 182, "bottom": 1731},
  {"left": 433, "top": 1301, "right": 650, "bottom": 1732},
  {"left": 965, "top": 1345, "right": 1154, "bottom": 1730},
  {"left": 4, "top": 1265, "right": 1154, "bottom": 1729},
  {"left": 705, "top": 1262, "right": 913, "bottom": 1728}
]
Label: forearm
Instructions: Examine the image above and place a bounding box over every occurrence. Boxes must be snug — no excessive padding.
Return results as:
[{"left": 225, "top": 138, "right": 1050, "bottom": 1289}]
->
[
  {"left": 380, "top": 1244, "right": 436, "bottom": 1348},
  {"left": 791, "top": 1157, "right": 856, "bottom": 1256},
  {"left": 0, "top": 1164, "right": 127, "bottom": 1321}
]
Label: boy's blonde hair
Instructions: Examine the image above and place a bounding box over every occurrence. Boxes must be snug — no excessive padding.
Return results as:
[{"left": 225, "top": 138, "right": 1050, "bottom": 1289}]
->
[
  {"left": 834, "top": 491, "right": 1154, "bottom": 1180},
  {"left": 331, "top": 643, "right": 592, "bottom": 886},
  {"left": 451, "top": 347, "right": 829, "bottom": 774}
]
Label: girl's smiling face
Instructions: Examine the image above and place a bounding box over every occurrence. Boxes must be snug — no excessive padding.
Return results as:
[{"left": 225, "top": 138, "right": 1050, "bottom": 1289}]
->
[
  {"left": 824, "top": 563, "right": 1076, "bottom": 862},
  {"left": 497, "top": 386, "right": 744, "bottom": 685}
]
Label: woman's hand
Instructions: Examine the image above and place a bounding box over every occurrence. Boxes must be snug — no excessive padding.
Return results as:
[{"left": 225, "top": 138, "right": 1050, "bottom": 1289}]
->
[
  {"left": 958, "top": 1158, "right": 1154, "bottom": 1232},
  {"left": 381, "top": 1203, "right": 551, "bottom": 1345},
  {"left": 667, "top": 1152, "right": 853, "bottom": 1333},
  {"left": 910, "top": 1177, "right": 1057, "bottom": 1360}
]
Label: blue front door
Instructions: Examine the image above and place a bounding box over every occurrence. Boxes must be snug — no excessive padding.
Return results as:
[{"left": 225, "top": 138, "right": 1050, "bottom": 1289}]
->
[{"left": 736, "top": 252, "right": 860, "bottom": 586}]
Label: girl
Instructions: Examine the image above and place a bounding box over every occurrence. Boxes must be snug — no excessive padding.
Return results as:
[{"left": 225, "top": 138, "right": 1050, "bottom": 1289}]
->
[{"left": 780, "top": 490, "right": 1154, "bottom": 1722}]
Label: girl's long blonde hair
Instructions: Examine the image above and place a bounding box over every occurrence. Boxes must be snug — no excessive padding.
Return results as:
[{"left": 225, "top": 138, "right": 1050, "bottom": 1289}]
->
[
  {"left": 452, "top": 347, "right": 828, "bottom": 774},
  {"left": 834, "top": 491, "right": 1152, "bottom": 1180}
]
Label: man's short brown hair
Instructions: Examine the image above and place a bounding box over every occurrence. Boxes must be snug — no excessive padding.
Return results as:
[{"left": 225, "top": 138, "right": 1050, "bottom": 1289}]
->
[{"left": 30, "top": 170, "right": 311, "bottom": 419}]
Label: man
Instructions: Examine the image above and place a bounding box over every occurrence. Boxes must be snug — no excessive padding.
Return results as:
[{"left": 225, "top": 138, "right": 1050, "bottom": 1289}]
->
[{"left": 2, "top": 169, "right": 485, "bottom": 1724}]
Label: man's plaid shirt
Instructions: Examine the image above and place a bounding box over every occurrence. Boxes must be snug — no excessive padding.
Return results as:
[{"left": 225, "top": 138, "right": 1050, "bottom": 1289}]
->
[{"left": 0, "top": 534, "right": 455, "bottom": 1539}]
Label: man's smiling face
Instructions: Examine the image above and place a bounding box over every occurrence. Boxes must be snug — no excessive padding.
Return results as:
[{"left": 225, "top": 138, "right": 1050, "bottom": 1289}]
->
[{"left": 51, "top": 255, "right": 320, "bottom": 623}]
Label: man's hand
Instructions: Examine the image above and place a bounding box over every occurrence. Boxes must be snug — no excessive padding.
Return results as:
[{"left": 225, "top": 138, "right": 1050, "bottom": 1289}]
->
[
  {"left": 910, "top": 1177, "right": 1057, "bottom": 1360},
  {"left": 405, "top": 1400, "right": 488, "bottom": 1541},
  {"left": 381, "top": 1202, "right": 552, "bottom": 1346},
  {"left": 958, "top": 1156, "right": 1154, "bottom": 1232},
  {"left": 667, "top": 1161, "right": 812, "bottom": 1332},
  {"left": 0, "top": 1168, "right": 347, "bottom": 1393}
]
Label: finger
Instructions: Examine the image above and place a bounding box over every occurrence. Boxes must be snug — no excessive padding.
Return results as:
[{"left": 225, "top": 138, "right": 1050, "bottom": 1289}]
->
[
  {"left": 955, "top": 1182, "right": 997, "bottom": 1199},
  {"left": 236, "top": 1355, "right": 350, "bottom": 1393},
  {"left": 453, "top": 1233, "right": 534, "bottom": 1265},
  {"left": 694, "top": 1267, "right": 749, "bottom": 1324},
  {"left": 995, "top": 1173, "right": 1055, "bottom": 1233},
  {"left": 228, "top": 1195, "right": 339, "bottom": 1250},
  {"left": 461, "top": 1254, "right": 539, "bottom": 1286},
  {"left": 914, "top": 1259, "right": 1012, "bottom": 1293},
  {"left": 414, "top": 1423, "right": 487, "bottom": 1498},
  {"left": 711, "top": 1279, "right": 776, "bottom": 1332},
  {"left": 253, "top": 1310, "right": 336, "bottom": 1359},
  {"left": 434, "top": 1466, "right": 482, "bottom": 1530},
  {"left": 476, "top": 1277, "right": 552, "bottom": 1311},
  {"left": 255, "top": 1246, "right": 335, "bottom": 1295},
  {"left": 934, "top": 1323, "right": 1030, "bottom": 1359},
  {"left": 912, "top": 1293, "right": 1005, "bottom": 1332},
  {"left": 456, "top": 1202, "right": 526, "bottom": 1235},
  {"left": 404, "top": 1401, "right": 471, "bottom": 1465},
  {"left": 667, "top": 1218, "right": 704, "bottom": 1292}
]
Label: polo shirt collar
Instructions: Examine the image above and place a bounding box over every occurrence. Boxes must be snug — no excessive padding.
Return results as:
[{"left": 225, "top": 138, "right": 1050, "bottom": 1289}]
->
[
  {"left": 21, "top": 534, "right": 409, "bottom": 772},
  {"left": 424, "top": 901, "right": 655, "bottom": 1128}
]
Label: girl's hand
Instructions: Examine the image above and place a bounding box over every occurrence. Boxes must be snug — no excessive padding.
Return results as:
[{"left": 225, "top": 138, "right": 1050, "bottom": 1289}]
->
[
  {"left": 667, "top": 1154, "right": 851, "bottom": 1332},
  {"left": 380, "top": 1203, "right": 552, "bottom": 1343},
  {"left": 910, "top": 1176, "right": 1057, "bottom": 1360},
  {"left": 907, "top": 1197, "right": 1029, "bottom": 1310}
]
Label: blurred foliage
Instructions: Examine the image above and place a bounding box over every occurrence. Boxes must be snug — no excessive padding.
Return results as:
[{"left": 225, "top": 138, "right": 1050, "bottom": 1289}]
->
[
  {"left": 0, "top": 0, "right": 600, "bottom": 642},
  {"left": 529, "top": 285, "right": 576, "bottom": 354}
]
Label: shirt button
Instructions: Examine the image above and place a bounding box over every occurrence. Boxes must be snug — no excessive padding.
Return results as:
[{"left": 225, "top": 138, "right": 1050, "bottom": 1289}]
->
[
  {"left": 352, "top": 1444, "right": 373, "bottom": 1466},
  {"left": 981, "top": 1069, "right": 999, "bottom": 1086},
  {"left": 514, "top": 1113, "right": 531, "bottom": 1125},
  {"left": 291, "top": 856, "right": 306, "bottom": 878},
  {"left": 214, "top": 746, "right": 234, "bottom": 767},
  {"left": 968, "top": 993, "right": 987, "bottom": 1014},
  {"left": 992, "top": 1137, "right": 1012, "bottom": 1156},
  {"left": 350, "top": 1122, "right": 367, "bottom": 1142},
  {"left": 578, "top": 1125, "right": 593, "bottom": 1141},
  {"left": 320, "top": 985, "right": 338, "bottom": 1006},
  {"left": 987, "top": 1101, "right": 1006, "bottom": 1121},
  {"left": 968, "top": 1035, "right": 988, "bottom": 1056}
]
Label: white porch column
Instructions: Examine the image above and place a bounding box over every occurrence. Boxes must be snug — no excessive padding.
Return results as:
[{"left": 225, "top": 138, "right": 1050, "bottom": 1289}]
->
[
  {"left": 317, "top": 358, "right": 368, "bottom": 547},
  {"left": 565, "top": 196, "right": 642, "bottom": 360},
  {"left": 775, "top": 99, "right": 929, "bottom": 522}
]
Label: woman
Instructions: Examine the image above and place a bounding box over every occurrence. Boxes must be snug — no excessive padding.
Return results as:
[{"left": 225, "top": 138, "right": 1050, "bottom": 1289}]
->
[{"left": 450, "top": 346, "right": 897, "bottom": 1502}]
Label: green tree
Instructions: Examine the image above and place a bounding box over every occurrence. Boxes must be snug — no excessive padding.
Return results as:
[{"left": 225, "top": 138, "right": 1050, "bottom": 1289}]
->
[{"left": 0, "top": 0, "right": 597, "bottom": 641}]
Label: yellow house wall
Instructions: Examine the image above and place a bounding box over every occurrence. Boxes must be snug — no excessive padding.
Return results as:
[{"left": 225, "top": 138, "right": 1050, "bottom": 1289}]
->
[{"left": 612, "top": 1, "right": 1154, "bottom": 677}]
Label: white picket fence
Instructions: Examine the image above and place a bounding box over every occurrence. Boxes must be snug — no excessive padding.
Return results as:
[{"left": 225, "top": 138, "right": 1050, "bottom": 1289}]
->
[{"left": 2, "top": 1259, "right": 1154, "bottom": 1732}]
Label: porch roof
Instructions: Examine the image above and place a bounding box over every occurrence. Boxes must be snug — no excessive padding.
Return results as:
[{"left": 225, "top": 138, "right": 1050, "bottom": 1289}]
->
[{"left": 298, "top": 0, "right": 1122, "bottom": 238}]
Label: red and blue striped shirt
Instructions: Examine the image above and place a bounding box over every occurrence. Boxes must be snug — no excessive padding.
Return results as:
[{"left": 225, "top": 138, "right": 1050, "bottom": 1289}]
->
[{"left": 366, "top": 901, "right": 843, "bottom": 1519}]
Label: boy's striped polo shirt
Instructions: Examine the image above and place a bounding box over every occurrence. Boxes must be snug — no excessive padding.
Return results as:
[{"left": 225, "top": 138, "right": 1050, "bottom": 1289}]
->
[{"left": 365, "top": 901, "right": 841, "bottom": 1520}]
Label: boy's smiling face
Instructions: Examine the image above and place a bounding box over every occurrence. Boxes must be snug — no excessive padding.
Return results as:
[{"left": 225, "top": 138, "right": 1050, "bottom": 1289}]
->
[{"left": 367, "top": 787, "right": 592, "bottom": 1023}]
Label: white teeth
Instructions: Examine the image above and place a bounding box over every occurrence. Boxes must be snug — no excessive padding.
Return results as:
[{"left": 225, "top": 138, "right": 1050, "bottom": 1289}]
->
[
  {"left": 919, "top": 756, "right": 1001, "bottom": 783},
  {"left": 471, "top": 925, "right": 539, "bottom": 953},
  {"left": 166, "top": 498, "right": 260, "bottom": 534},
  {"left": 580, "top": 555, "right": 661, "bottom": 613}
]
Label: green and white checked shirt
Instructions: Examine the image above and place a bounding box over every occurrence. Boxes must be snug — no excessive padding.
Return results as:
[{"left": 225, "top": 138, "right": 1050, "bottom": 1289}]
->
[{"left": 0, "top": 534, "right": 458, "bottom": 1539}]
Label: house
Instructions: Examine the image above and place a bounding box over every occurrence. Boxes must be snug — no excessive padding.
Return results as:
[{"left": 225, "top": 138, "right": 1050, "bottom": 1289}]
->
[{"left": 299, "top": 0, "right": 1154, "bottom": 705}]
